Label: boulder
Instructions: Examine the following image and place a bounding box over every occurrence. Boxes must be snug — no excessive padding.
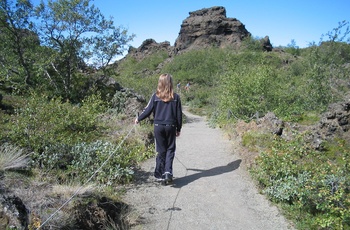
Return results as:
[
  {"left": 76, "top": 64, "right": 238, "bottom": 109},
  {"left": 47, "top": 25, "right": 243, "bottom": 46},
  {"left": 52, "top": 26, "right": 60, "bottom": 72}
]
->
[
  {"left": 256, "top": 112, "right": 284, "bottom": 136},
  {"left": 261, "top": 36, "right": 273, "bottom": 51}
]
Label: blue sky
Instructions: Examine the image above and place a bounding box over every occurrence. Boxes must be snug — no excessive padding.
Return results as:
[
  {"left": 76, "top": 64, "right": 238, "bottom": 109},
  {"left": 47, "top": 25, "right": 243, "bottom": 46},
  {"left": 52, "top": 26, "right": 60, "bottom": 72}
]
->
[
  {"left": 94, "top": 0, "right": 349, "bottom": 50},
  {"left": 31, "top": 1, "right": 349, "bottom": 49}
]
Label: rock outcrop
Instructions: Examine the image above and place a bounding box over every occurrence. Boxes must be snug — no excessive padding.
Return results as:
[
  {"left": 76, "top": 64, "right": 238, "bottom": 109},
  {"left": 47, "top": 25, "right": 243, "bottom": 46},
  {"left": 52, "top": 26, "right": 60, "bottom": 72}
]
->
[
  {"left": 0, "top": 195, "right": 29, "bottom": 229},
  {"left": 124, "top": 6, "right": 274, "bottom": 61},
  {"left": 174, "top": 6, "right": 251, "bottom": 53},
  {"left": 126, "top": 39, "right": 173, "bottom": 61},
  {"left": 234, "top": 93, "right": 350, "bottom": 156},
  {"left": 261, "top": 36, "right": 273, "bottom": 52},
  {"left": 258, "top": 96, "right": 350, "bottom": 150},
  {"left": 256, "top": 112, "right": 284, "bottom": 136},
  {"left": 309, "top": 96, "right": 350, "bottom": 149}
]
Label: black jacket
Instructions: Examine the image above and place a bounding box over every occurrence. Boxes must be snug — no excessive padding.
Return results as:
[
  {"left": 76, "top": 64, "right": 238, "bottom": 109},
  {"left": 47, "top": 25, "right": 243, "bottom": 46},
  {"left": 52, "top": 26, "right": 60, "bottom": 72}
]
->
[{"left": 137, "top": 93, "right": 182, "bottom": 132}]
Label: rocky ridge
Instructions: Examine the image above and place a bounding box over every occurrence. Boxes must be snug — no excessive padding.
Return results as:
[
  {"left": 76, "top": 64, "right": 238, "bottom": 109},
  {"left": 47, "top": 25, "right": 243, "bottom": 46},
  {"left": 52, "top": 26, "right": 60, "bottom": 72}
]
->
[{"left": 125, "top": 6, "right": 272, "bottom": 61}]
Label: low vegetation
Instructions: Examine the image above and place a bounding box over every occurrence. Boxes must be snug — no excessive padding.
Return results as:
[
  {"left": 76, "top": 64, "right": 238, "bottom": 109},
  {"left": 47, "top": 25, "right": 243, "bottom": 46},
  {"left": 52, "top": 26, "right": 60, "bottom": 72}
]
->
[{"left": 251, "top": 136, "right": 350, "bottom": 229}]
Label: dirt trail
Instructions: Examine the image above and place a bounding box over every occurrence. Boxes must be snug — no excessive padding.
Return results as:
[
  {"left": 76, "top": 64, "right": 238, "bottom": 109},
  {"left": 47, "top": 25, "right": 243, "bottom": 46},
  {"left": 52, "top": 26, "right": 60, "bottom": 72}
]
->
[{"left": 123, "top": 110, "right": 294, "bottom": 230}]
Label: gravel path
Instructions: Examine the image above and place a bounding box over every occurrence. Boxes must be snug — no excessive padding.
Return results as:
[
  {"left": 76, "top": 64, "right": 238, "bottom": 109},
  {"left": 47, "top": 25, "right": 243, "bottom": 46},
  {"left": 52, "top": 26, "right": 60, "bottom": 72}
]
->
[{"left": 123, "top": 110, "right": 295, "bottom": 230}]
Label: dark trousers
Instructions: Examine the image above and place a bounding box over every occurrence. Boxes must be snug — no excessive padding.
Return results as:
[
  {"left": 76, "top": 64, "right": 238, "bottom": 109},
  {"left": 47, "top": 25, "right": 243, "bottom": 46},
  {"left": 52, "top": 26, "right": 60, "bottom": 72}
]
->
[{"left": 154, "top": 124, "right": 176, "bottom": 178}]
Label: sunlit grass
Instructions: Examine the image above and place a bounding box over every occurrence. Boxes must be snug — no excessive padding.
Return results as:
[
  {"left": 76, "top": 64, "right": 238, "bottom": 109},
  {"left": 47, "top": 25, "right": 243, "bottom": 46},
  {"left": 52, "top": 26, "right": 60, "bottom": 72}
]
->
[
  {"left": 0, "top": 143, "right": 29, "bottom": 170},
  {"left": 51, "top": 184, "right": 96, "bottom": 199},
  {"left": 242, "top": 131, "right": 275, "bottom": 152}
]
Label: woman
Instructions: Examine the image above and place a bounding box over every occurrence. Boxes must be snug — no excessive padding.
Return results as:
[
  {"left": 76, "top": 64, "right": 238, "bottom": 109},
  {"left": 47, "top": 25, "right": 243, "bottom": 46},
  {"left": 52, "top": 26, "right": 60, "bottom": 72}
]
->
[{"left": 135, "top": 74, "right": 182, "bottom": 182}]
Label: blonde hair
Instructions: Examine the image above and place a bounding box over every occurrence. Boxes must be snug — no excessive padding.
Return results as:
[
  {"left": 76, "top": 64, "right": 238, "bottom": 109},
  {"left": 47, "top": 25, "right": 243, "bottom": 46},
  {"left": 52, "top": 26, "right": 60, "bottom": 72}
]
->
[{"left": 156, "top": 74, "right": 174, "bottom": 102}]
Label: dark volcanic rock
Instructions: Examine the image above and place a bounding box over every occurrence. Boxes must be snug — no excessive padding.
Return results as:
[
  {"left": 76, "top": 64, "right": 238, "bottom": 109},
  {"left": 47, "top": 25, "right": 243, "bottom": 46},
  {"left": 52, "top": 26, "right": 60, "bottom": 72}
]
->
[
  {"left": 174, "top": 6, "right": 251, "bottom": 53},
  {"left": 261, "top": 36, "right": 273, "bottom": 51},
  {"left": 0, "top": 195, "right": 29, "bottom": 229},
  {"left": 256, "top": 112, "right": 284, "bottom": 136},
  {"left": 127, "top": 39, "right": 173, "bottom": 61},
  {"left": 306, "top": 95, "right": 350, "bottom": 149}
]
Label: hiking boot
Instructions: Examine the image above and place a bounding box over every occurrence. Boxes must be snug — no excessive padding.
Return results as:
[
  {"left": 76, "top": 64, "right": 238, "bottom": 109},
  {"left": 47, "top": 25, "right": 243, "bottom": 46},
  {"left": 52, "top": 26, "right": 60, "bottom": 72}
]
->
[
  {"left": 163, "top": 172, "right": 173, "bottom": 183},
  {"left": 154, "top": 177, "right": 164, "bottom": 182}
]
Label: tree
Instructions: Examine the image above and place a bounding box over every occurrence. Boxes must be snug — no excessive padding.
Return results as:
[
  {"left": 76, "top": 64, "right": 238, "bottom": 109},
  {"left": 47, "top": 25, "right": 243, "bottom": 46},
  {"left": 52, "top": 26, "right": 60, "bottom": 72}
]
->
[
  {"left": 35, "top": 0, "right": 134, "bottom": 99},
  {"left": 0, "top": 0, "right": 38, "bottom": 92},
  {"left": 285, "top": 39, "right": 300, "bottom": 56},
  {"left": 83, "top": 22, "right": 134, "bottom": 74}
]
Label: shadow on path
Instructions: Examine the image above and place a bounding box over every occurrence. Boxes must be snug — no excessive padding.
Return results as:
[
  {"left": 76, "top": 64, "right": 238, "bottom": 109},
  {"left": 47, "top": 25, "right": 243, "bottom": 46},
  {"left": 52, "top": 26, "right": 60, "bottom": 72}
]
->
[
  {"left": 171, "top": 159, "right": 242, "bottom": 188},
  {"left": 183, "top": 114, "right": 202, "bottom": 124}
]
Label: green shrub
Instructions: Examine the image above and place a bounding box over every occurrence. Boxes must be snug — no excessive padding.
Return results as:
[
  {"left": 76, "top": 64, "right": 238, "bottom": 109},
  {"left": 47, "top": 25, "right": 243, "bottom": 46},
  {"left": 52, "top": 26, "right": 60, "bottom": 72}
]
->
[
  {"left": 69, "top": 140, "right": 155, "bottom": 185},
  {"left": 5, "top": 92, "right": 107, "bottom": 159},
  {"left": 38, "top": 143, "right": 72, "bottom": 170},
  {"left": 241, "top": 131, "right": 274, "bottom": 152},
  {"left": 240, "top": 36, "right": 265, "bottom": 51},
  {"left": 163, "top": 48, "right": 227, "bottom": 86},
  {"left": 109, "top": 90, "right": 130, "bottom": 114},
  {"left": 218, "top": 64, "right": 275, "bottom": 122},
  {"left": 251, "top": 136, "right": 350, "bottom": 229}
]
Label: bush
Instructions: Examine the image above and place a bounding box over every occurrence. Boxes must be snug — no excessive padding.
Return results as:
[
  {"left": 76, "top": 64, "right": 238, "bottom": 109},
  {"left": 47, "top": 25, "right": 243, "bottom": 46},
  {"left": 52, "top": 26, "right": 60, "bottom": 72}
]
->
[
  {"left": 218, "top": 64, "right": 275, "bottom": 122},
  {"left": 163, "top": 48, "right": 227, "bottom": 86},
  {"left": 4, "top": 92, "right": 107, "bottom": 163},
  {"left": 250, "top": 136, "right": 350, "bottom": 229},
  {"left": 69, "top": 140, "right": 155, "bottom": 185},
  {"left": 240, "top": 36, "right": 265, "bottom": 52}
]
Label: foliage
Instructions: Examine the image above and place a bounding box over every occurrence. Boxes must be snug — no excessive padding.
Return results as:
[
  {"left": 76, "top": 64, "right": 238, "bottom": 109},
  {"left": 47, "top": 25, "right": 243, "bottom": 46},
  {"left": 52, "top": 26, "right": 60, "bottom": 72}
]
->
[
  {"left": 250, "top": 136, "right": 350, "bottom": 229},
  {"left": 0, "top": 0, "right": 133, "bottom": 101},
  {"left": 240, "top": 36, "right": 266, "bottom": 52},
  {"left": 241, "top": 131, "right": 274, "bottom": 152},
  {"left": 163, "top": 48, "right": 227, "bottom": 85},
  {"left": 218, "top": 61, "right": 277, "bottom": 122},
  {"left": 4, "top": 92, "right": 106, "bottom": 156},
  {"left": 161, "top": 47, "right": 229, "bottom": 108},
  {"left": 109, "top": 89, "right": 129, "bottom": 114},
  {"left": 34, "top": 0, "right": 133, "bottom": 100},
  {"left": 115, "top": 50, "right": 168, "bottom": 97},
  {"left": 83, "top": 25, "right": 134, "bottom": 74},
  {"left": 216, "top": 38, "right": 350, "bottom": 124},
  {"left": 69, "top": 140, "right": 155, "bottom": 185},
  {"left": 284, "top": 39, "right": 301, "bottom": 56},
  {"left": 0, "top": 0, "right": 38, "bottom": 91}
]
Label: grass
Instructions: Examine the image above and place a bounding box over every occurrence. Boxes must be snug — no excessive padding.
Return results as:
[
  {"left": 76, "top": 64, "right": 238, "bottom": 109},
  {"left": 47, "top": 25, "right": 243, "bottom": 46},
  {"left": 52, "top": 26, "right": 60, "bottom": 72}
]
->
[
  {"left": 0, "top": 143, "right": 29, "bottom": 171},
  {"left": 241, "top": 131, "right": 275, "bottom": 152},
  {"left": 292, "top": 112, "right": 320, "bottom": 125},
  {"left": 51, "top": 184, "right": 96, "bottom": 199}
]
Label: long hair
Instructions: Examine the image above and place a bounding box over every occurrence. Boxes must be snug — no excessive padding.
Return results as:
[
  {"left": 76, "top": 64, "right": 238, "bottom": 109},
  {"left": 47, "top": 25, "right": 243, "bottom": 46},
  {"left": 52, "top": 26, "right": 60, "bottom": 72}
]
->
[{"left": 156, "top": 74, "right": 174, "bottom": 102}]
